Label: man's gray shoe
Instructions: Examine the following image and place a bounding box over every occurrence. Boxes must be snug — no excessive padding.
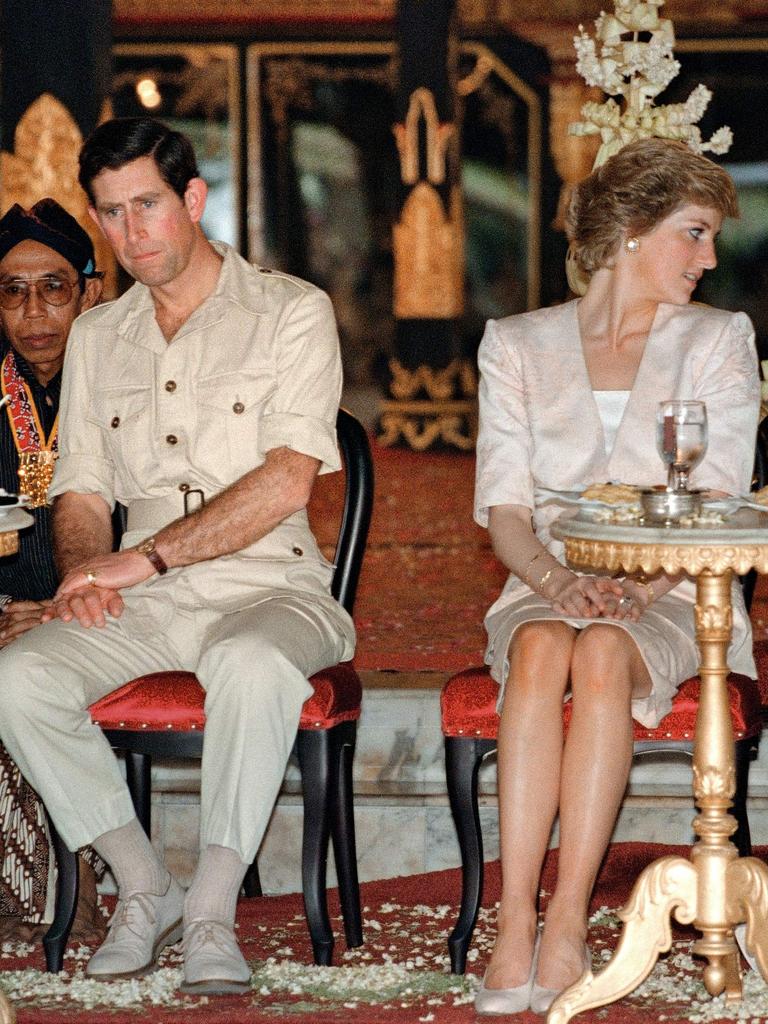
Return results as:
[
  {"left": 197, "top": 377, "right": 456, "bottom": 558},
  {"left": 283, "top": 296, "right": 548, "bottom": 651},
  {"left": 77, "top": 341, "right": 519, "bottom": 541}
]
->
[
  {"left": 86, "top": 876, "right": 185, "bottom": 980},
  {"left": 180, "top": 919, "right": 251, "bottom": 995}
]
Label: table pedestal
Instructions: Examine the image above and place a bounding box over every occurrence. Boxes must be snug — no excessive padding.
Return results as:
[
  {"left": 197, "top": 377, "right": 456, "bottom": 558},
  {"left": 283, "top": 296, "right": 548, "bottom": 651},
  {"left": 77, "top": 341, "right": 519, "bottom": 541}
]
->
[
  {"left": 0, "top": 994, "right": 12, "bottom": 1023},
  {"left": 549, "top": 568, "right": 768, "bottom": 1022}
]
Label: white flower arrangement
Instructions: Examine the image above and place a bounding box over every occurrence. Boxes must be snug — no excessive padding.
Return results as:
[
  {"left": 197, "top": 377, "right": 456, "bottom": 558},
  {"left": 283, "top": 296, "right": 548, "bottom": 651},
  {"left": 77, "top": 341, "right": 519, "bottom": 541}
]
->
[{"left": 570, "top": 0, "right": 732, "bottom": 166}]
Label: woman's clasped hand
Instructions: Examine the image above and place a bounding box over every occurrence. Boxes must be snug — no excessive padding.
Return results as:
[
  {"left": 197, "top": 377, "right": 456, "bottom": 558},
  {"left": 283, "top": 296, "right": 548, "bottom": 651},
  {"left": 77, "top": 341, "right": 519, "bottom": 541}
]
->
[{"left": 547, "top": 573, "right": 650, "bottom": 621}]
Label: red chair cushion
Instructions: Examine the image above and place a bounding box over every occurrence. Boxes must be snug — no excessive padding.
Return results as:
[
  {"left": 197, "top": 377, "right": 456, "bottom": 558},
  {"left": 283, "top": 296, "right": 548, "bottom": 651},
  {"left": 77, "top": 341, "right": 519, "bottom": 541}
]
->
[
  {"left": 440, "top": 665, "right": 762, "bottom": 742},
  {"left": 90, "top": 663, "right": 362, "bottom": 733}
]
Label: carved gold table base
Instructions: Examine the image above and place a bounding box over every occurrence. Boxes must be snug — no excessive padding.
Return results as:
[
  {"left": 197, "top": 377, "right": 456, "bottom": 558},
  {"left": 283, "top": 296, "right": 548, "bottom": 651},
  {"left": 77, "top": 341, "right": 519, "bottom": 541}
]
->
[
  {"left": 0, "top": 532, "right": 19, "bottom": 558},
  {"left": 0, "top": 992, "right": 13, "bottom": 1023},
  {"left": 547, "top": 530, "right": 768, "bottom": 1024}
]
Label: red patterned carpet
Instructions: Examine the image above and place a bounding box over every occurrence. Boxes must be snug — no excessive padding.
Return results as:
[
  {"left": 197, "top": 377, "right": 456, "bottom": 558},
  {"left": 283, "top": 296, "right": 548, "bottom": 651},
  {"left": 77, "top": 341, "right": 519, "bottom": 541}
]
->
[
  {"left": 4, "top": 843, "right": 768, "bottom": 1022},
  {"left": 309, "top": 440, "right": 506, "bottom": 674}
]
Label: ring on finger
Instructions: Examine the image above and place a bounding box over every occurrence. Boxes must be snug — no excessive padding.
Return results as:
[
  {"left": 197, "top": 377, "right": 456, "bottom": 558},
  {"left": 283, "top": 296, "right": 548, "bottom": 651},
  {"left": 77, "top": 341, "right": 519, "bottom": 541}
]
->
[
  {"left": 85, "top": 570, "right": 98, "bottom": 586},
  {"left": 618, "top": 595, "right": 633, "bottom": 609}
]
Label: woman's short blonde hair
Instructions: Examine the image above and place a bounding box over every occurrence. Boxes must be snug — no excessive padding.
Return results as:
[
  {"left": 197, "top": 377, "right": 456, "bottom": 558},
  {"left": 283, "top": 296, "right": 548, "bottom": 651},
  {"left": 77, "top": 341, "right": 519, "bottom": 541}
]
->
[{"left": 566, "top": 138, "right": 739, "bottom": 274}]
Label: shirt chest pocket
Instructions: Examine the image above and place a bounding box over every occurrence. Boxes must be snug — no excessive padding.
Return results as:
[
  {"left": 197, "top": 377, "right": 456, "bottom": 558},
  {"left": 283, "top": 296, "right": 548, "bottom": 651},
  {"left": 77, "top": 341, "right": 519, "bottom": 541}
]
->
[
  {"left": 89, "top": 386, "right": 152, "bottom": 497},
  {"left": 195, "top": 370, "right": 275, "bottom": 480}
]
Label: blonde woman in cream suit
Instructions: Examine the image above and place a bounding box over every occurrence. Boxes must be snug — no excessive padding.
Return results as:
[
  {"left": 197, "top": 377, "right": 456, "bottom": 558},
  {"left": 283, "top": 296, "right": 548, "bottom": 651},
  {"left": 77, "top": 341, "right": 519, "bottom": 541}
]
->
[{"left": 474, "top": 139, "right": 761, "bottom": 1015}]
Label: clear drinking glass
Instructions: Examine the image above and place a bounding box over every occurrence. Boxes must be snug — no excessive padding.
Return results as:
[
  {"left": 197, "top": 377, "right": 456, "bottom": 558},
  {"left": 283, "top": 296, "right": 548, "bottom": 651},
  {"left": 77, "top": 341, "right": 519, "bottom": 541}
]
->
[{"left": 656, "top": 400, "right": 708, "bottom": 492}]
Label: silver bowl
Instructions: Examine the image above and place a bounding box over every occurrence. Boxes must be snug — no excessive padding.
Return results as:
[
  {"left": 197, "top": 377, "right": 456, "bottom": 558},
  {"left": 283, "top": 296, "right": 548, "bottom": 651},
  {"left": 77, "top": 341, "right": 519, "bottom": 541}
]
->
[{"left": 640, "top": 487, "right": 703, "bottom": 524}]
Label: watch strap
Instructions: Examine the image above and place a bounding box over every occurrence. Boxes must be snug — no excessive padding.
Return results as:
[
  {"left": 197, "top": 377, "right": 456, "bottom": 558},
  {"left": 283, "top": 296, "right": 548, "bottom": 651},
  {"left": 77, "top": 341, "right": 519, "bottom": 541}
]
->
[{"left": 137, "top": 537, "right": 169, "bottom": 575}]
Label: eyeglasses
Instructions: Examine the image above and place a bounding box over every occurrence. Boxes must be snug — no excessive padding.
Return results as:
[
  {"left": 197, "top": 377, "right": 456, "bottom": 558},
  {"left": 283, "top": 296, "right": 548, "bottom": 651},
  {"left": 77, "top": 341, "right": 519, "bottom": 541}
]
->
[{"left": 0, "top": 275, "right": 79, "bottom": 311}]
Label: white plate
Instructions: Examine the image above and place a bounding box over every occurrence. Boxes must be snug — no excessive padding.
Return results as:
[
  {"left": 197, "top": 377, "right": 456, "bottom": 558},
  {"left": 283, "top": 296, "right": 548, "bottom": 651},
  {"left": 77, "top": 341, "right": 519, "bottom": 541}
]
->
[
  {"left": 0, "top": 495, "right": 31, "bottom": 514},
  {"left": 700, "top": 497, "right": 741, "bottom": 514},
  {"left": 737, "top": 495, "right": 768, "bottom": 513},
  {"left": 0, "top": 506, "right": 35, "bottom": 533},
  {"left": 535, "top": 488, "right": 640, "bottom": 510},
  {"left": 539, "top": 490, "right": 763, "bottom": 515}
]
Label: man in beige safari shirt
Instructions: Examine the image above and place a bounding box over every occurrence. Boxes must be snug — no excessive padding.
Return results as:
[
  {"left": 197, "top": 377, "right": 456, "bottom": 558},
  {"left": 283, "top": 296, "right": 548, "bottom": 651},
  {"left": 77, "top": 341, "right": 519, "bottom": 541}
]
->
[{"left": 0, "top": 118, "right": 354, "bottom": 995}]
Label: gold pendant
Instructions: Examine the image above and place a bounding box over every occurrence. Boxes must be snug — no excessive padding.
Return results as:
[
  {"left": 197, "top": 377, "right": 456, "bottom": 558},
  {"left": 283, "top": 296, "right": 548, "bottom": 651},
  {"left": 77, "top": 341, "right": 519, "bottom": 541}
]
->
[{"left": 17, "top": 450, "right": 57, "bottom": 508}]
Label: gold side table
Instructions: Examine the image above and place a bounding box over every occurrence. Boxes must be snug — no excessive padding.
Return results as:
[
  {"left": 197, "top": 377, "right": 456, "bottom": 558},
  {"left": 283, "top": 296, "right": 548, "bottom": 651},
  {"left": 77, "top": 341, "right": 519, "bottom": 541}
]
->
[
  {"left": 0, "top": 509, "right": 34, "bottom": 1024},
  {"left": 0, "top": 508, "right": 34, "bottom": 557},
  {"left": 548, "top": 508, "right": 768, "bottom": 1024}
]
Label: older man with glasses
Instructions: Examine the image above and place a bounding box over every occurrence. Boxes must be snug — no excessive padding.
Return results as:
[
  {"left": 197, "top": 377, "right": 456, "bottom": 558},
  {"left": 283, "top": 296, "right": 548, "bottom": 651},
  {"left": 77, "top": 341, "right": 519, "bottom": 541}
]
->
[{"left": 0, "top": 198, "right": 104, "bottom": 945}]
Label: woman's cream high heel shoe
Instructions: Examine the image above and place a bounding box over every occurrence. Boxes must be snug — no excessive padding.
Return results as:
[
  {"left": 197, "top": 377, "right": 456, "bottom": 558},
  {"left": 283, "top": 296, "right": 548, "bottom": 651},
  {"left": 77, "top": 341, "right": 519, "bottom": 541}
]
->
[
  {"left": 529, "top": 942, "right": 591, "bottom": 1016},
  {"left": 475, "top": 932, "right": 541, "bottom": 1015}
]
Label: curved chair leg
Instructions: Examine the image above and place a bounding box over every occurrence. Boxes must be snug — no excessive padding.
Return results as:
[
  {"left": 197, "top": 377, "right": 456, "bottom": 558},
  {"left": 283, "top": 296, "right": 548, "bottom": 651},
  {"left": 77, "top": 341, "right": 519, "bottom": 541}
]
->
[
  {"left": 445, "top": 736, "right": 497, "bottom": 975},
  {"left": 297, "top": 728, "right": 335, "bottom": 965},
  {"left": 242, "top": 860, "right": 263, "bottom": 897},
  {"left": 330, "top": 720, "right": 363, "bottom": 949},
  {"left": 732, "top": 736, "right": 757, "bottom": 858},
  {"left": 43, "top": 816, "right": 79, "bottom": 973},
  {"left": 124, "top": 750, "right": 152, "bottom": 835}
]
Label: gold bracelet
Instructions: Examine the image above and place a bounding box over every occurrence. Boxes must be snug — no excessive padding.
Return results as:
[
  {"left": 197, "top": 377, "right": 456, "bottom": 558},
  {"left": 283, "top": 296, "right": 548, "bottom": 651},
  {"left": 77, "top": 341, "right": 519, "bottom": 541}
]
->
[
  {"left": 521, "top": 550, "right": 547, "bottom": 585},
  {"left": 537, "top": 566, "right": 558, "bottom": 596},
  {"left": 634, "top": 579, "right": 655, "bottom": 604}
]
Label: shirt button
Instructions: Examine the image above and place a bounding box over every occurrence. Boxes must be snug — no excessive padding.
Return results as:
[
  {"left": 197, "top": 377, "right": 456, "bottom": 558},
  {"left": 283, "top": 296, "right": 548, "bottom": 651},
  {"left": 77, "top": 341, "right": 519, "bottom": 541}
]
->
[
  {"left": 166, "top": 434, "right": 178, "bottom": 445},
  {"left": 178, "top": 483, "right": 190, "bottom": 492},
  {"left": 233, "top": 401, "right": 245, "bottom": 414},
  {"left": 292, "top": 546, "right": 303, "bottom": 556},
  {"left": 165, "top": 380, "right": 177, "bottom": 393},
  {"left": 111, "top": 416, "right": 120, "bottom": 428}
]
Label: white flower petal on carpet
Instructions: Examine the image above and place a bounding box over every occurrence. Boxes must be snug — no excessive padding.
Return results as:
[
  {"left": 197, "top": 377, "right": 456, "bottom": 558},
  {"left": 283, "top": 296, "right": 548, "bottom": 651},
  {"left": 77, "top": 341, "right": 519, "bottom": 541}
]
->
[{"left": 1, "top": 883, "right": 768, "bottom": 1020}]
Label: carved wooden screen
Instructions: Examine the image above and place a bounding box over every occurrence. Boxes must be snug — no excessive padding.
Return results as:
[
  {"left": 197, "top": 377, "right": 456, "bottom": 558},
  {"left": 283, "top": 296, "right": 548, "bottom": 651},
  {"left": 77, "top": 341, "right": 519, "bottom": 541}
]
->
[{"left": 247, "top": 41, "right": 542, "bottom": 398}]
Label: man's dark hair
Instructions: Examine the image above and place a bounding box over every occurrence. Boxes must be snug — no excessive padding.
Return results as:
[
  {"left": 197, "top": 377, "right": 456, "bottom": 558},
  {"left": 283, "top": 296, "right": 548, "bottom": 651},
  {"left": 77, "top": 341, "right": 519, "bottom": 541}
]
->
[{"left": 78, "top": 118, "right": 199, "bottom": 204}]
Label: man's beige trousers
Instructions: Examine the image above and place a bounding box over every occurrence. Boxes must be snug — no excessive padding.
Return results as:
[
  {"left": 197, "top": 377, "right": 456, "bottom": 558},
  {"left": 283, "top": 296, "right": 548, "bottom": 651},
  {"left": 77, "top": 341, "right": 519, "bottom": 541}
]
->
[{"left": 0, "top": 593, "right": 348, "bottom": 863}]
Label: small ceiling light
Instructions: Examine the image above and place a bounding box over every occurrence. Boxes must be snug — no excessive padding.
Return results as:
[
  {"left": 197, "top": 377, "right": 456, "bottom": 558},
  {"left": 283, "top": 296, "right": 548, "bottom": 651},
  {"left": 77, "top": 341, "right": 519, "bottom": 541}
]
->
[{"left": 136, "top": 77, "right": 161, "bottom": 109}]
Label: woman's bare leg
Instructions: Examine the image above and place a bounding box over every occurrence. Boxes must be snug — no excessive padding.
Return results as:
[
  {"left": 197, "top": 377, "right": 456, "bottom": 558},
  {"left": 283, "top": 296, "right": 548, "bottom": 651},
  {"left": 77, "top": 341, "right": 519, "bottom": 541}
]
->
[
  {"left": 535, "top": 623, "right": 651, "bottom": 991},
  {"left": 485, "top": 620, "right": 576, "bottom": 989}
]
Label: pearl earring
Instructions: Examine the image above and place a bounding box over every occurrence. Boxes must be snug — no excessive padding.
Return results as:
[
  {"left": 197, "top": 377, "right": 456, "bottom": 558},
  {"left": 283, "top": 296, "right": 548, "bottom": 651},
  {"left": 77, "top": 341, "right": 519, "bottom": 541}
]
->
[{"left": 625, "top": 237, "right": 640, "bottom": 254}]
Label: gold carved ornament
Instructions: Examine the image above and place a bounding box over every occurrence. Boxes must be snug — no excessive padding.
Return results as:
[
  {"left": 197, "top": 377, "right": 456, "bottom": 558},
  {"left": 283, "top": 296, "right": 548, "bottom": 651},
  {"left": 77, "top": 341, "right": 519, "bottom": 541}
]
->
[
  {"left": 0, "top": 532, "right": 20, "bottom": 558},
  {"left": 0, "top": 94, "right": 117, "bottom": 299},
  {"left": 387, "top": 357, "right": 477, "bottom": 403},
  {"left": 392, "top": 87, "right": 454, "bottom": 186},
  {"left": 392, "top": 182, "right": 464, "bottom": 320},
  {"left": 392, "top": 88, "right": 464, "bottom": 320},
  {"left": 378, "top": 407, "right": 477, "bottom": 451},
  {"left": 378, "top": 357, "right": 478, "bottom": 451},
  {"left": 562, "top": 537, "right": 768, "bottom": 578}
]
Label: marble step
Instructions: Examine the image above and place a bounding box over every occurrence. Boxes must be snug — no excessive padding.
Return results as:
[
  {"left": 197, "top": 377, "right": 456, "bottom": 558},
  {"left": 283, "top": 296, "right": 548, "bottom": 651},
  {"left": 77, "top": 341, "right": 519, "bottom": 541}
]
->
[{"left": 120, "top": 678, "right": 768, "bottom": 895}]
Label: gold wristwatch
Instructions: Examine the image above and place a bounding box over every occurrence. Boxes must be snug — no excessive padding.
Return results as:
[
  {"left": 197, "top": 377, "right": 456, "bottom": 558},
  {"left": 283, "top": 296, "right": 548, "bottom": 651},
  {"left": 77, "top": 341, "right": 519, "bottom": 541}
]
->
[{"left": 135, "top": 536, "right": 169, "bottom": 576}]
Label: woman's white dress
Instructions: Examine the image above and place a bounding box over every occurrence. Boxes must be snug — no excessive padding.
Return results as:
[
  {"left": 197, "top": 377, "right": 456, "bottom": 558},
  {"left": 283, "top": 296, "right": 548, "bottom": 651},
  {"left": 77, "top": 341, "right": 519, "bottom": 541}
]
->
[{"left": 475, "top": 299, "right": 761, "bottom": 727}]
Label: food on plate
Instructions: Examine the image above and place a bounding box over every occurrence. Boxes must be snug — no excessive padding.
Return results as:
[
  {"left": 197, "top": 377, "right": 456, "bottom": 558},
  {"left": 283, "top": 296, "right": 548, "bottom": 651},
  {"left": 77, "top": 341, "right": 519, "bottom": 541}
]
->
[{"left": 580, "top": 482, "right": 641, "bottom": 505}]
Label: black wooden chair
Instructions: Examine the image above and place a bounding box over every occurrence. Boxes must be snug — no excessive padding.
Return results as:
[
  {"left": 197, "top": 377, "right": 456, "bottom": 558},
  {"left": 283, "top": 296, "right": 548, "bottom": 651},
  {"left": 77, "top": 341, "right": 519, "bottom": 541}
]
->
[
  {"left": 44, "top": 407, "right": 374, "bottom": 972},
  {"left": 441, "top": 421, "right": 768, "bottom": 975}
]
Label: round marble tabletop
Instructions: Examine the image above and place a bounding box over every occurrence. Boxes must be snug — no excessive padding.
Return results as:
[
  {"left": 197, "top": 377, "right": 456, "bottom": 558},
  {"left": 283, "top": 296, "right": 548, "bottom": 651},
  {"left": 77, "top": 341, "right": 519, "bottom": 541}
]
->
[
  {"left": 551, "top": 507, "right": 768, "bottom": 576},
  {"left": 0, "top": 507, "right": 34, "bottom": 533}
]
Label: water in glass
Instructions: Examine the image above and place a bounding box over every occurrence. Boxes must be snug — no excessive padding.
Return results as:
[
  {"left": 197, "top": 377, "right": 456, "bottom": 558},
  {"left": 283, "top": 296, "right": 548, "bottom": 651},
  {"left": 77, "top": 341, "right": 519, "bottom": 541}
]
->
[{"left": 656, "top": 400, "right": 708, "bottom": 492}]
